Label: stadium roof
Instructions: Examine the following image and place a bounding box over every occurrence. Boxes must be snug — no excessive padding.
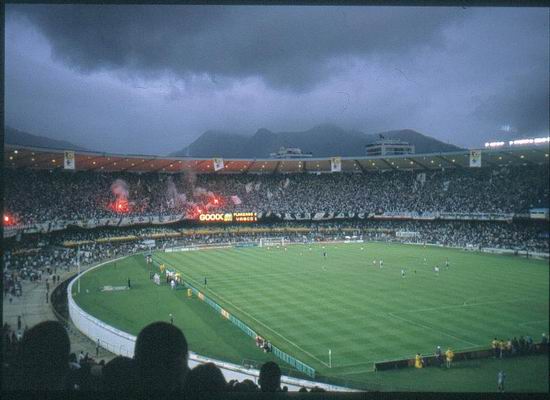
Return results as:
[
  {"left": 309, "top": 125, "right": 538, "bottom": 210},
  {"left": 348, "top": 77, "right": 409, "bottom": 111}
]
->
[{"left": 4, "top": 143, "right": 549, "bottom": 174}]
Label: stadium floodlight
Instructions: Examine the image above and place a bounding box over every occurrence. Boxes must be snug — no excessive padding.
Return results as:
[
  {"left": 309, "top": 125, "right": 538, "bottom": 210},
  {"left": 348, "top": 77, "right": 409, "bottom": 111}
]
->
[
  {"left": 485, "top": 136, "right": 550, "bottom": 148},
  {"left": 509, "top": 137, "right": 550, "bottom": 146}
]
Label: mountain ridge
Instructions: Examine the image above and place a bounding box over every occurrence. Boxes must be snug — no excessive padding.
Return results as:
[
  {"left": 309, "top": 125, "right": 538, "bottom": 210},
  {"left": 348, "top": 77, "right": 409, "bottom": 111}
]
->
[
  {"left": 5, "top": 125, "right": 463, "bottom": 157},
  {"left": 5, "top": 126, "right": 90, "bottom": 152},
  {"left": 171, "top": 125, "right": 463, "bottom": 157}
]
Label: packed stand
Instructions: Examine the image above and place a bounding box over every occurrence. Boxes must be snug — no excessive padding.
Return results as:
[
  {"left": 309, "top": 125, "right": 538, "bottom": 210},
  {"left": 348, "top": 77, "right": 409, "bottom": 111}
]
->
[
  {"left": 3, "top": 220, "right": 548, "bottom": 285},
  {"left": 4, "top": 164, "right": 549, "bottom": 226}
]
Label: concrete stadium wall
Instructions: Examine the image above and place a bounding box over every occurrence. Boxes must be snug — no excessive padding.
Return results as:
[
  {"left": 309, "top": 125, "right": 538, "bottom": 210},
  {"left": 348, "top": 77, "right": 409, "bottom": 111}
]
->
[{"left": 67, "top": 255, "right": 356, "bottom": 392}]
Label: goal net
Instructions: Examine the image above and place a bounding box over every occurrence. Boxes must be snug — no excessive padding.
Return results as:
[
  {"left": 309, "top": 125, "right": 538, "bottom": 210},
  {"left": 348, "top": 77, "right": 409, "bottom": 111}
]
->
[{"left": 259, "top": 237, "right": 286, "bottom": 248}]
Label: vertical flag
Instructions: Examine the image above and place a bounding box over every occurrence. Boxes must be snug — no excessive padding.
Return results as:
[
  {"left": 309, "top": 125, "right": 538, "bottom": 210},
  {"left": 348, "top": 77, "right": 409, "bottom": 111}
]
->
[
  {"left": 64, "top": 150, "right": 75, "bottom": 170},
  {"left": 469, "top": 150, "right": 481, "bottom": 168},
  {"left": 330, "top": 157, "right": 342, "bottom": 172},
  {"left": 213, "top": 158, "right": 224, "bottom": 171}
]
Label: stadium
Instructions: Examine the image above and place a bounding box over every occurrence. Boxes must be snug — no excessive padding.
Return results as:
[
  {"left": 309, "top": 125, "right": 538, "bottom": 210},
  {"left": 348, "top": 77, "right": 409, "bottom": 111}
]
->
[
  {"left": 3, "top": 141, "right": 549, "bottom": 393},
  {"left": 4, "top": 3, "right": 550, "bottom": 397}
]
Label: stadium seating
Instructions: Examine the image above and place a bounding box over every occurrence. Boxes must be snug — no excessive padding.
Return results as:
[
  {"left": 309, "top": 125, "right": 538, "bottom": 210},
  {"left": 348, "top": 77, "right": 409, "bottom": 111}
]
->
[
  {"left": 2, "top": 162, "right": 549, "bottom": 393},
  {"left": 4, "top": 164, "right": 549, "bottom": 225}
]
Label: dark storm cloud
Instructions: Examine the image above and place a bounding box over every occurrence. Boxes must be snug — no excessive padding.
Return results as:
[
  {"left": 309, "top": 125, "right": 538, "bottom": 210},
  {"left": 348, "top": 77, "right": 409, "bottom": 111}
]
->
[
  {"left": 10, "top": 5, "right": 465, "bottom": 92},
  {"left": 473, "top": 69, "right": 550, "bottom": 137},
  {"left": 5, "top": 5, "right": 549, "bottom": 154}
]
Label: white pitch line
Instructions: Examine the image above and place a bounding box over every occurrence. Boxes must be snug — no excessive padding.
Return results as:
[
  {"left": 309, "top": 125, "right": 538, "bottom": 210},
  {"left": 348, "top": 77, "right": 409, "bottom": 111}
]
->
[
  {"left": 392, "top": 296, "right": 543, "bottom": 315},
  {"left": 335, "top": 367, "right": 378, "bottom": 376},
  {"left": 519, "top": 319, "right": 549, "bottom": 327},
  {"left": 206, "top": 288, "right": 331, "bottom": 368},
  {"left": 176, "top": 267, "right": 331, "bottom": 368},
  {"left": 388, "top": 312, "right": 479, "bottom": 347}
]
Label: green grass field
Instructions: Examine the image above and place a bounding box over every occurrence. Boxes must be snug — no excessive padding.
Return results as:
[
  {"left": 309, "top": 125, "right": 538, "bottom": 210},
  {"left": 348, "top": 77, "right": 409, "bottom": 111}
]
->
[{"left": 72, "top": 242, "right": 549, "bottom": 391}]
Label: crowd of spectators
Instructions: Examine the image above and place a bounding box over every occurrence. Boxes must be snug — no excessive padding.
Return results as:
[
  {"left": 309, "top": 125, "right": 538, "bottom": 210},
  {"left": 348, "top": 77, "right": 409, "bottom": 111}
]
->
[
  {"left": 3, "top": 238, "right": 141, "bottom": 300},
  {"left": 3, "top": 219, "right": 548, "bottom": 286},
  {"left": 2, "top": 320, "right": 327, "bottom": 394},
  {"left": 490, "top": 334, "right": 548, "bottom": 359},
  {"left": 3, "top": 164, "right": 548, "bottom": 393},
  {"left": 5, "top": 164, "right": 548, "bottom": 226}
]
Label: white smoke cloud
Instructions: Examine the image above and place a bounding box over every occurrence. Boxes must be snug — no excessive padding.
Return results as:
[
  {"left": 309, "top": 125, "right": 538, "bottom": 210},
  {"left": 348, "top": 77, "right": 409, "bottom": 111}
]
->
[{"left": 111, "top": 179, "right": 129, "bottom": 200}]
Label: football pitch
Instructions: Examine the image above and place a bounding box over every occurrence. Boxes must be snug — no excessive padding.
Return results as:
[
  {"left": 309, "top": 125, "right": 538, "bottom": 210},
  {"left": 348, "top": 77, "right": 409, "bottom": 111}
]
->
[{"left": 72, "top": 242, "right": 549, "bottom": 391}]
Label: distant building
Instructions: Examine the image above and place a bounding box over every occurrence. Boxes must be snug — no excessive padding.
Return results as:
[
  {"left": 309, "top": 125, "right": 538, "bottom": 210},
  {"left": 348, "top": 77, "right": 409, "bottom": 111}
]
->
[
  {"left": 270, "top": 147, "right": 312, "bottom": 159},
  {"left": 365, "top": 139, "right": 415, "bottom": 156}
]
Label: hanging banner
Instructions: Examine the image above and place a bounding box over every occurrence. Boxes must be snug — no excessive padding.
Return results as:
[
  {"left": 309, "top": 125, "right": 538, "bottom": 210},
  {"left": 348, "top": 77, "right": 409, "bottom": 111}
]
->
[
  {"left": 469, "top": 150, "right": 481, "bottom": 168},
  {"left": 64, "top": 151, "right": 76, "bottom": 170},
  {"left": 330, "top": 157, "right": 342, "bottom": 172},
  {"left": 213, "top": 158, "right": 224, "bottom": 171}
]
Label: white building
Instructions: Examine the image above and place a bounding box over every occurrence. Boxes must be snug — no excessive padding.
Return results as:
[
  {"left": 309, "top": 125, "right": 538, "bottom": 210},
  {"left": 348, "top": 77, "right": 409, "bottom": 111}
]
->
[
  {"left": 365, "top": 139, "right": 415, "bottom": 156},
  {"left": 270, "top": 147, "right": 312, "bottom": 158}
]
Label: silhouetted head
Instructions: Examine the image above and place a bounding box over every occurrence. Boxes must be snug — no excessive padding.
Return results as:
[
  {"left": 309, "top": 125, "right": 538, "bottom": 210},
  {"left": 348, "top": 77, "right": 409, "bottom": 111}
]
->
[
  {"left": 134, "top": 322, "right": 188, "bottom": 393},
  {"left": 16, "top": 320, "right": 70, "bottom": 390},
  {"left": 238, "top": 379, "right": 259, "bottom": 392},
  {"left": 259, "top": 361, "right": 281, "bottom": 392},
  {"left": 183, "top": 362, "right": 226, "bottom": 395},
  {"left": 102, "top": 356, "right": 139, "bottom": 391}
]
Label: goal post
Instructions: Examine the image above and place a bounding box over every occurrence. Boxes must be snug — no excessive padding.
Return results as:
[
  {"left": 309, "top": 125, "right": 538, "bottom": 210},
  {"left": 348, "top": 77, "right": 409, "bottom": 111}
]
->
[{"left": 259, "top": 237, "right": 285, "bottom": 248}]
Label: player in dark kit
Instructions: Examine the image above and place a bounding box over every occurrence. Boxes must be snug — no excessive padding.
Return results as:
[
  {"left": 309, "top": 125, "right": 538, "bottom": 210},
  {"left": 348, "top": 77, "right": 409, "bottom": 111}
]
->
[
  {"left": 204, "top": 277, "right": 207, "bottom": 287},
  {"left": 323, "top": 251, "right": 327, "bottom": 258}
]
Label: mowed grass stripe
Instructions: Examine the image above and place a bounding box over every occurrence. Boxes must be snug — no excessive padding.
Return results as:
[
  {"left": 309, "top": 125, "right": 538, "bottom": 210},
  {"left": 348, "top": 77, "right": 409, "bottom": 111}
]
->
[
  {"left": 170, "top": 242, "right": 544, "bottom": 368},
  {"left": 79, "top": 243, "right": 548, "bottom": 386}
]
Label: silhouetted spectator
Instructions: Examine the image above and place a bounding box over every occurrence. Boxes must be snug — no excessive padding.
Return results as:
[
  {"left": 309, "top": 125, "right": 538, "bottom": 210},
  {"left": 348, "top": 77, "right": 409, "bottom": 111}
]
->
[
  {"left": 511, "top": 337, "right": 519, "bottom": 356},
  {"left": 102, "top": 356, "right": 139, "bottom": 392},
  {"left": 134, "top": 321, "right": 189, "bottom": 396},
  {"left": 259, "top": 361, "right": 281, "bottom": 392},
  {"left": 518, "top": 336, "right": 526, "bottom": 355},
  {"left": 13, "top": 320, "right": 70, "bottom": 390},
  {"left": 183, "top": 362, "right": 227, "bottom": 396},
  {"left": 526, "top": 336, "right": 533, "bottom": 353},
  {"left": 233, "top": 379, "right": 259, "bottom": 392},
  {"left": 435, "top": 345, "right": 443, "bottom": 367},
  {"left": 68, "top": 353, "right": 80, "bottom": 370}
]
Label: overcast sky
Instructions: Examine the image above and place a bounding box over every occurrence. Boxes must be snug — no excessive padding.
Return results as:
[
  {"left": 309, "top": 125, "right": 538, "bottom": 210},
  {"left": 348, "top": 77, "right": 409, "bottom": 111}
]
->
[{"left": 5, "top": 5, "right": 549, "bottom": 155}]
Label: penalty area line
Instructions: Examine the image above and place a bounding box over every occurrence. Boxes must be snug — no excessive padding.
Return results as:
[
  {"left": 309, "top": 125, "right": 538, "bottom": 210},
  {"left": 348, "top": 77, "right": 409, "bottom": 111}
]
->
[
  {"left": 393, "top": 296, "right": 542, "bottom": 315},
  {"left": 387, "top": 312, "right": 479, "bottom": 347},
  {"left": 519, "top": 319, "right": 549, "bottom": 327}
]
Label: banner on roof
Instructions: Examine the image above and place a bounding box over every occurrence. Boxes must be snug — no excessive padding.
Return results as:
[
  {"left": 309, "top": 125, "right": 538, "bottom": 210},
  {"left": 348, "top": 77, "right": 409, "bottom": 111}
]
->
[
  {"left": 469, "top": 150, "right": 481, "bottom": 168},
  {"left": 330, "top": 157, "right": 342, "bottom": 172},
  {"left": 213, "top": 158, "right": 224, "bottom": 171},
  {"left": 64, "top": 151, "right": 75, "bottom": 170}
]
